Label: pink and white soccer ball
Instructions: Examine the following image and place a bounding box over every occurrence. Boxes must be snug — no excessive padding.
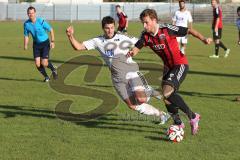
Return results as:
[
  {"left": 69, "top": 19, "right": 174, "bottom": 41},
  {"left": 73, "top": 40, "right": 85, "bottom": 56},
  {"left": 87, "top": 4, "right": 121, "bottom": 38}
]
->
[{"left": 167, "top": 125, "right": 184, "bottom": 142}]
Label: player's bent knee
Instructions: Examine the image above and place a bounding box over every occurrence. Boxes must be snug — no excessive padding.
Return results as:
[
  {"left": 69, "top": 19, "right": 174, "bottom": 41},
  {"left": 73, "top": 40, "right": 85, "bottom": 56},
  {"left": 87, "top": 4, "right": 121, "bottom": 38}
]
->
[
  {"left": 35, "top": 63, "right": 41, "bottom": 68},
  {"left": 135, "top": 90, "right": 147, "bottom": 104},
  {"left": 41, "top": 61, "right": 48, "bottom": 67},
  {"left": 162, "top": 85, "right": 174, "bottom": 99},
  {"left": 136, "top": 96, "right": 147, "bottom": 104}
]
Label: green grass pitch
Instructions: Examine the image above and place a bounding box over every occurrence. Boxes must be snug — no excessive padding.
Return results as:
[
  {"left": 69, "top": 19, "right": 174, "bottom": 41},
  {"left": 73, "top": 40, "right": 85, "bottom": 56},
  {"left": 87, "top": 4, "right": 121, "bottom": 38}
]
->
[{"left": 0, "top": 21, "right": 240, "bottom": 160}]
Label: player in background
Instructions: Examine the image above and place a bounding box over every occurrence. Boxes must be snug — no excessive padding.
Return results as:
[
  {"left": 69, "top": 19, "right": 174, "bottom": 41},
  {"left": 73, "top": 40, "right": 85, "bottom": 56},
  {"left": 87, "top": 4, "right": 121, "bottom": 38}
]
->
[
  {"left": 172, "top": 0, "right": 193, "bottom": 54},
  {"left": 209, "top": 0, "right": 230, "bottom": 58},
  {"left": 66, "top": 16, "right": 170, "bottom": 124},
  {"left": 23, "top": 6, "right": 57, "bottom": 82},
  {"left": 127, "top": 9, "right": 212, "bottom": 135},
  {"left": 237, "top": 6, "right": 240, "bottom": 45},
  {"left": 115, "top": 5, "right": 128, "bottom": 34},
  {"left": 235, "top": 7, "right": 240, "bottom": 102}
]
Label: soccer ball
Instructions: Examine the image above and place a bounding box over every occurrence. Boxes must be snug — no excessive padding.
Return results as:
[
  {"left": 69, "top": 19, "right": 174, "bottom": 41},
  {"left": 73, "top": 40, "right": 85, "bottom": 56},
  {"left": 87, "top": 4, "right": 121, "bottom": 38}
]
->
[{"left": 167, "top": 125, "right": 184, "bottom": 142}]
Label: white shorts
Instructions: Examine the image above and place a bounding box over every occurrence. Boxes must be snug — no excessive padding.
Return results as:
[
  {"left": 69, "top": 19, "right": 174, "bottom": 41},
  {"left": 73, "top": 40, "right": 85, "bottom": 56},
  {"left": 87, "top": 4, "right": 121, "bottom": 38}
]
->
[
  {"left": 112, "top": 71, "right": 151, "bottom": 101},
  {"left": 176, "top": 36, "right": 188, "bottom": 44}
]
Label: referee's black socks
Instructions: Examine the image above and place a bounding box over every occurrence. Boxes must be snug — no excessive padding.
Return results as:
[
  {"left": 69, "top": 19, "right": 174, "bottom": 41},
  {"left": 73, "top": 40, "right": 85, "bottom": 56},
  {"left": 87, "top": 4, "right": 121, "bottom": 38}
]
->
[
  {"left": 47, "top": 61, "right": 56, "bottom": 72},
  {"left": 37, "top": 65, "right": 48, "bottom": 78}
]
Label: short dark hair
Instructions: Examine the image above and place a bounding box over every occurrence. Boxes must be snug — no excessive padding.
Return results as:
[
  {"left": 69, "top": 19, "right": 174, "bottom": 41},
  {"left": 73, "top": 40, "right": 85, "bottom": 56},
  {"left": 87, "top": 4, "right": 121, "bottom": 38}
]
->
[
  {"left": 115, "top": 5, "right": 121, "bottom": 9},
  {"left": 179, "top": 0, "right": 185, "bottom": 3},
  {"left": 101, "top": 16, "right": 115, "bottom": 28},
  {"left": 237, "top": 6, "right": 240, "bottom": 13},
  {"left": 140, "top": 9, "right": 158, "bottom": 22},
  {"left": 27, "top": 6, "right": 36, "bottom": 13}
]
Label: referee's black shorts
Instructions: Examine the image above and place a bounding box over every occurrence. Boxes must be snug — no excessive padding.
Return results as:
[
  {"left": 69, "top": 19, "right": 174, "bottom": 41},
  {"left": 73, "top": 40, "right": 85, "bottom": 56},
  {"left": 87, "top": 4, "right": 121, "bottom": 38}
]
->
[{"left": 33, "top": 39, "right": 50, "bottom": 59}]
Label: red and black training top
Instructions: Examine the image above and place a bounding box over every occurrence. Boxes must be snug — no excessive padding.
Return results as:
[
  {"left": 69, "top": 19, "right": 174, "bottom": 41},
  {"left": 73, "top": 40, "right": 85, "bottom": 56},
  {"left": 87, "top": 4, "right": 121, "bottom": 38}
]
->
[
  {"left": 117, "top": 12, "right": 128, "bottom": 28},
  {"left": 135, "top": 24, "right": 189, "bottom": 69},
  {"left": 212, "top": 6, "right": 223, "bottom": 29}
]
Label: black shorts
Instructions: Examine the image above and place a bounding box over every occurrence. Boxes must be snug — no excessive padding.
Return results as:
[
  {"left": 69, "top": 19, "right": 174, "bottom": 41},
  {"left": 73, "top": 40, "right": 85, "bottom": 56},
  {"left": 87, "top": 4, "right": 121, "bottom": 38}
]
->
[
  {"left": 33, "top": 39, "right": 50, "bottom": 59},
  {"left": 162, "top": 64, "right": 189, "bottom": 91},
  {"left": 212, "top": 28, "right": 222, "bottom": 40}
]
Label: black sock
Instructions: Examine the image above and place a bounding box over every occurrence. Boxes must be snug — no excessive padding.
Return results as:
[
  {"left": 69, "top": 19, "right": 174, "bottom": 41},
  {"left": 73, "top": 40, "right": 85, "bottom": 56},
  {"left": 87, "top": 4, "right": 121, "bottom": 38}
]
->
[
  {"left": 219, "top": 41, "right": 227, "bottom": 51},
  {"left": 47, "top": 61, "right": 56, "bottom": 72},
  {"left": 37, "top": 65, "right": 48, "bottom": 78},
  {"left": 167, "top": 93, "right": 196, "bottom": 120},
  {"left": 215, "top": 43, "right": 219, "bottom": 56},
  {"left": 166, "top": 104, "right": 182, "bottom": 125}
]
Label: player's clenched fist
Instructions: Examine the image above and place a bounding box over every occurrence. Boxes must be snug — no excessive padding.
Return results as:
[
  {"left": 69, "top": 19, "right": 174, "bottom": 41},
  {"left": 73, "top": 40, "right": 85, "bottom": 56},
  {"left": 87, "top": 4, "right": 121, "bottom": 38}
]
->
[
  {"left": 66, "top": 26, "right": 74, "bottom": 37},
  {"left": 203, "top": 38, "right": 212, "bottom": 45}
]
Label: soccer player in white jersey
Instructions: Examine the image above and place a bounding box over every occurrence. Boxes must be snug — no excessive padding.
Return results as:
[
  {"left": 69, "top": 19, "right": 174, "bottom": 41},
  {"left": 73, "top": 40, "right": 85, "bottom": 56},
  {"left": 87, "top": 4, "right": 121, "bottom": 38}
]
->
[
  {"left": 66, "top": 16, "right": 170, "bottom": 124},
  {"left": 172, "top": 0, "right": 193, "bottom": 54}
]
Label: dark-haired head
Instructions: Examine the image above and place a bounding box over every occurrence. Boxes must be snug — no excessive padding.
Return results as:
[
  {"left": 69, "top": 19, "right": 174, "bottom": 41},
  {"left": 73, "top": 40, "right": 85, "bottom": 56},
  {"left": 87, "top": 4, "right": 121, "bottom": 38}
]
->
[
  {"left": 115, "top": 5, "right": 121, "bottom": 9},
  {"left": 101, "top": 16, "right": 115, "bottom": 29},
  {"left": 27, "top": 6, "right": 36, "bottom": 13},
  {"left": 139, "top": 9, "right": 158, "bottom": 22}
]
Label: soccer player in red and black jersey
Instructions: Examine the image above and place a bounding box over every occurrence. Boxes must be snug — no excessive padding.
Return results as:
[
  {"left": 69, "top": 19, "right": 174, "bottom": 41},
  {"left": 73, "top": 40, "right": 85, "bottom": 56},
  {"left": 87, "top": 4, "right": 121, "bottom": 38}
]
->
[
  {"left": 115, "top": 5, "right": 128, "bottom": 33},
  {"left": 210, "top": 0, "right": 230, "bottom": 58},
  {"left": 127, "top": 9, "right": 212, "bottom": 135}
]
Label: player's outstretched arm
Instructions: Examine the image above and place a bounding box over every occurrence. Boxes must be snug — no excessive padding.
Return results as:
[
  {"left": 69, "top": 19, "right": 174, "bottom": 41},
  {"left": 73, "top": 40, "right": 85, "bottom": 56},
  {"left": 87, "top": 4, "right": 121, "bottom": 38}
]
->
[
  {"left": 126, "top": 47, "right": 140, "bottom": 57},
  {"left": 188, "top": 28, "right": 212, "bottom": 45},
  {"left": 66, "top": 26, "right": 86, "bottom": 51},
  {"left": 24, "top": 36, "right": 29, "bottom": 50}
]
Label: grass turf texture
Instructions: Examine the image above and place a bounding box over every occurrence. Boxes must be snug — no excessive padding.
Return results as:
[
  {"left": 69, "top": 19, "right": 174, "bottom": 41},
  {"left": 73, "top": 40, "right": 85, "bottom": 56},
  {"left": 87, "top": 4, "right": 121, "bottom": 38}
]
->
[{"left": 0, "top": 21, "right": 240, "bottom": 160}]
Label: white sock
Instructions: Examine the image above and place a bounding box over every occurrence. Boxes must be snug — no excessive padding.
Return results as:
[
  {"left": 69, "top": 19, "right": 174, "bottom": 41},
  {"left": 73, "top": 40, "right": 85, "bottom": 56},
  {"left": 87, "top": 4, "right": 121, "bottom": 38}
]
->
[{"left": 135, "top": 103, "right": 162, "bottom": 116}]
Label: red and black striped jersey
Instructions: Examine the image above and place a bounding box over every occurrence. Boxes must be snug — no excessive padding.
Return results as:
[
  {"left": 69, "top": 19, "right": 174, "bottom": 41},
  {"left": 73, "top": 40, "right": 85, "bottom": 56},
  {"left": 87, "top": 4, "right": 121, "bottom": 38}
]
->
[
  {"left": 135, "top": 24, "right": 188, "bottom": 69},
  {"left": 117, "top": 12, "right": 128, "bottom": 28},
  {"left": 212, "top": 6, "right": 223, "bottom": 29}
]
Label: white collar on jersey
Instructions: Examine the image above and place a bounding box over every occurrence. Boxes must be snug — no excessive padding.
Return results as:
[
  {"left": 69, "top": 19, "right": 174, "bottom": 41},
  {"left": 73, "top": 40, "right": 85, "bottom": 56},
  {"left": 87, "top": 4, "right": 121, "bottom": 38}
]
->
[
  {"left": 103, "top": 32, "right": 117, "bottom": 40},
  {"left": 150, "top": 24, "right": 160, "bottom": 37}
]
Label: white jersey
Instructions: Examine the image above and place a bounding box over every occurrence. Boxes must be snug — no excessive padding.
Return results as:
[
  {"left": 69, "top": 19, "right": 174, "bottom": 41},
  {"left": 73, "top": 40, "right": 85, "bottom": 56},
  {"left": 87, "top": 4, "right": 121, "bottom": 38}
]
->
[
  {"left": 172, "top": 10, "right": 193, "bottom": 28},
  {"left": 83, "top": 33, "right": 138, "bottom": 68}
]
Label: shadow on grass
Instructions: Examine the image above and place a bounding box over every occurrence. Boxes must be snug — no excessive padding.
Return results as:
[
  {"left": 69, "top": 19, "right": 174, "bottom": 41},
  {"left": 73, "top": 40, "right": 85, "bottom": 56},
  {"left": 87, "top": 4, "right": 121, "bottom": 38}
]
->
[
  {"left": 75, "top": 114, "right": 168, "bottom": 134},
  {"left": 0, "top": 55, "right": 108, "bottom": 67},
  {"left": 0, "top": 104, "right": 168, "bottom": 135},
  {"left": 0, "top": 77, "right": 42, "bottom": 83},
  {"left": 1, "top": 55, "right": 240, "bottom": 78},
  {"left": 179, "top": 91, "right": 240, "bottom": 101},
  {"left": 0, "top": 105, "right": 55, "bottom": 119}
]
